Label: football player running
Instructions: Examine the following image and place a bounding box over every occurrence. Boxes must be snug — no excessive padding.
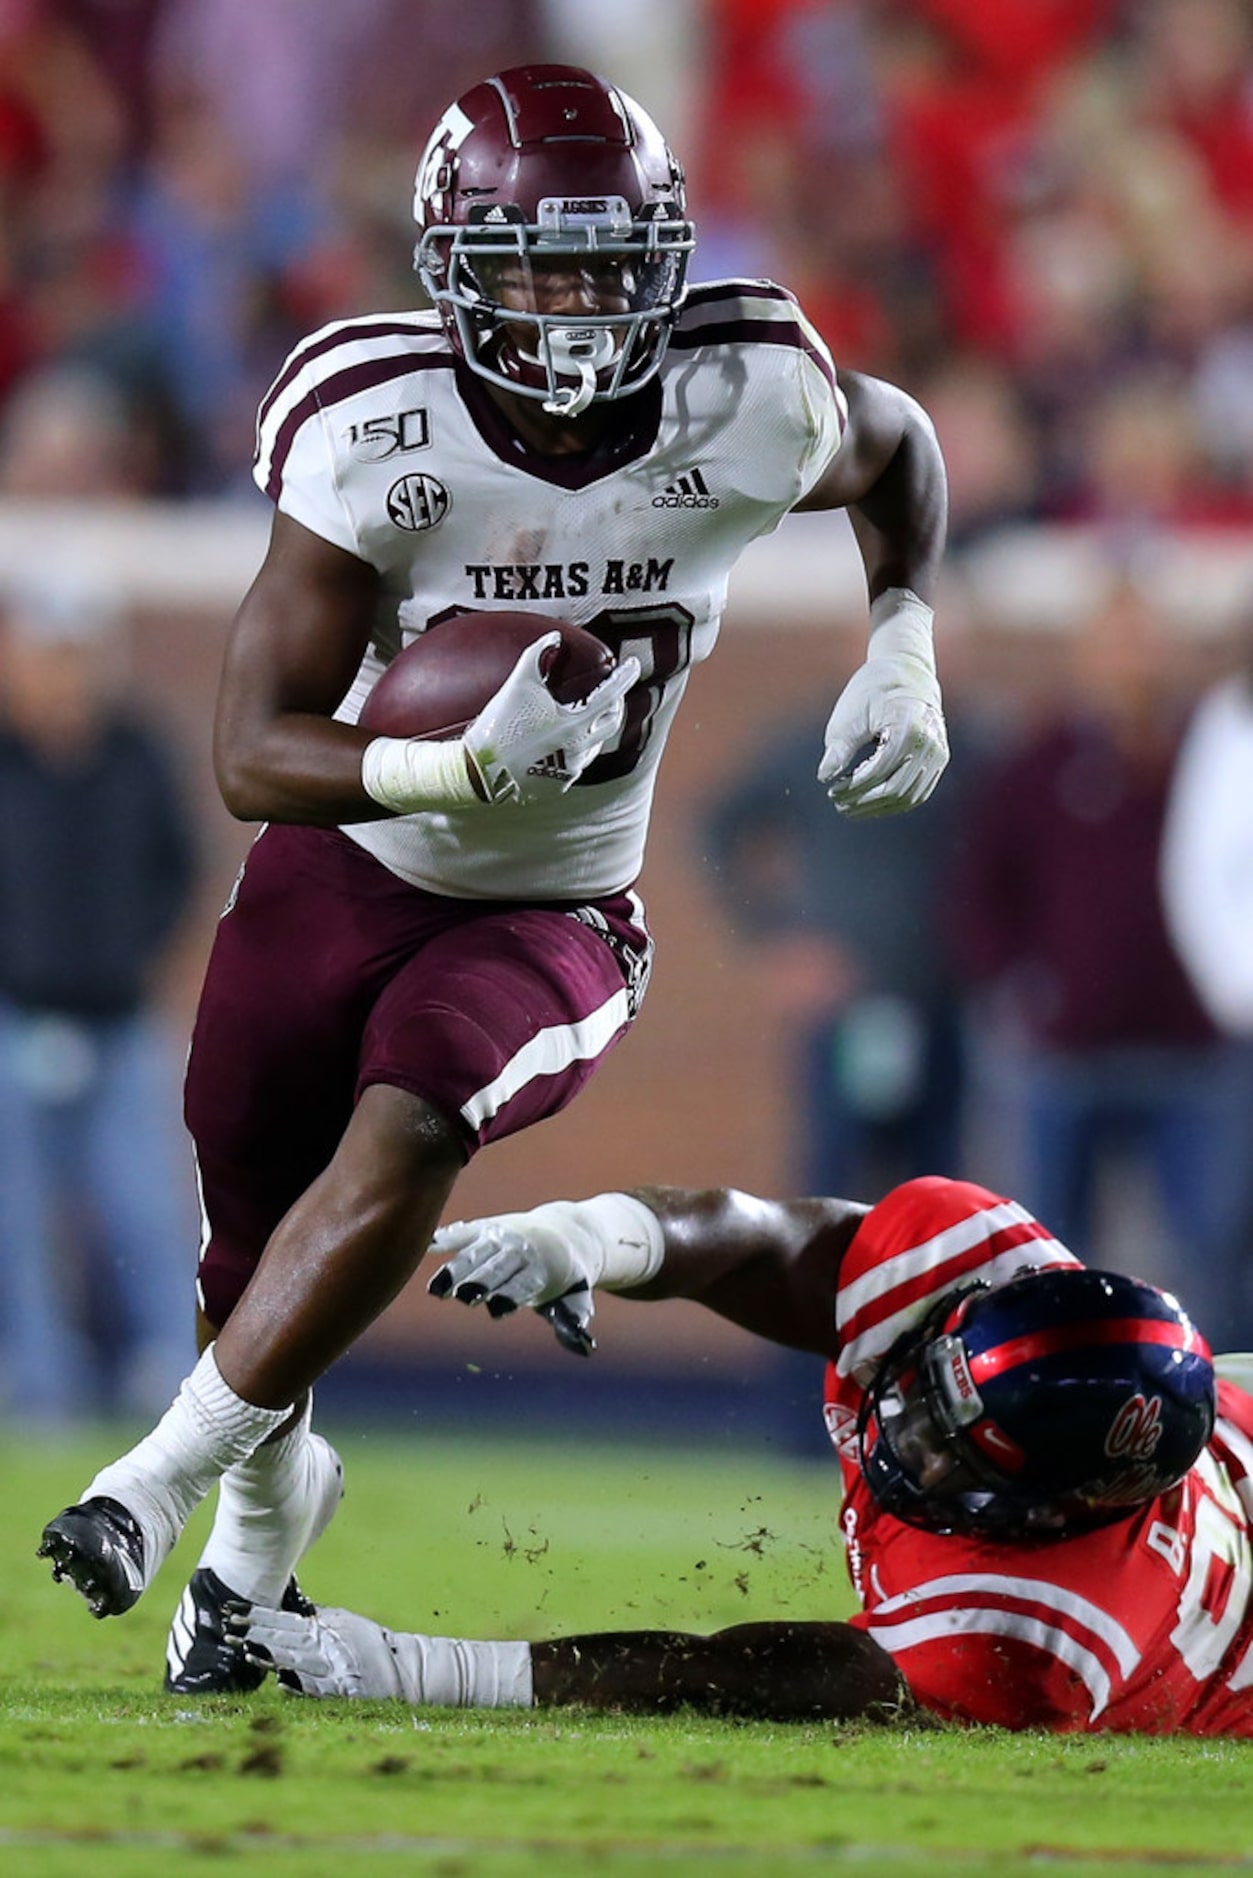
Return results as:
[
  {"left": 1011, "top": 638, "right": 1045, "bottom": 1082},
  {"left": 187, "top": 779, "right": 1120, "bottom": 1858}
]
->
[
  {"left": 38, "top": 65, "right": 949, "bottom": 1694},
  {"left": 232, "top": 1176, "right": 1253, "bottom": 1736}
]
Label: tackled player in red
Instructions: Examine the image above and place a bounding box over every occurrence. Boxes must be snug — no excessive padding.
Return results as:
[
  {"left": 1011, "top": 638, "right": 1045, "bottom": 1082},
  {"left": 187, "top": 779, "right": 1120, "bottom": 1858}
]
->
[{"left": 238, "top": 1176, "right": 1245, "bottom": 1735}]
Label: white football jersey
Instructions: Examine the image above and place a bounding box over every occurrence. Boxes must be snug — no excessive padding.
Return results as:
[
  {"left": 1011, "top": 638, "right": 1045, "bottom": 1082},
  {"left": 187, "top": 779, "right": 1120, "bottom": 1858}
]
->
[{"left": 254, "top": 282, "right": 847, "bottom": 900}]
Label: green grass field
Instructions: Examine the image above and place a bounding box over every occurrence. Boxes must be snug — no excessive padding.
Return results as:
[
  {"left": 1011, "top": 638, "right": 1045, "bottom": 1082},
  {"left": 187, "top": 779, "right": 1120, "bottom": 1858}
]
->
[{"left": 3, "top": 1419, "right": 1252, "bottom": 1877}]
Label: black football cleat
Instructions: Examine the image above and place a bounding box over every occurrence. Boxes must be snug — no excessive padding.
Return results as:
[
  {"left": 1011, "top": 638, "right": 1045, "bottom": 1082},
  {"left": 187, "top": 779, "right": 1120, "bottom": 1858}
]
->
[
  {"left": 164, "top": 1568, "right": 315, "bottom": 1694},
  {"left": 38, "top": 1497, "right": 147, "bottom": 1618}
]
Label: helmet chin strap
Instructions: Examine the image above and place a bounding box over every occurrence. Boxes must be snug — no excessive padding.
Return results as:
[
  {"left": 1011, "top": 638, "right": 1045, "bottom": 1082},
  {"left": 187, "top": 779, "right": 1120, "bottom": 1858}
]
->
[{"left": 541, "top": 327, "right": 618, "bottom": 417}]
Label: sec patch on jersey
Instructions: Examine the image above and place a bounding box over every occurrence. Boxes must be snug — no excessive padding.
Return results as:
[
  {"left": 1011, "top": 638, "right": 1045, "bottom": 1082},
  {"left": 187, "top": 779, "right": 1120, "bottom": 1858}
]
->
[{"left": 360, "top": 612, "right": 616, "bottom": 741}]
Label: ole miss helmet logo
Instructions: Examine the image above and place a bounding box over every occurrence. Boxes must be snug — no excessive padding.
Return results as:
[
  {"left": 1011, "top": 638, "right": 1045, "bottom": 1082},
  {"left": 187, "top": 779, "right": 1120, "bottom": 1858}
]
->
[{"left": 1105, "top": 1392, "right": 1164, "bottom": 1462}]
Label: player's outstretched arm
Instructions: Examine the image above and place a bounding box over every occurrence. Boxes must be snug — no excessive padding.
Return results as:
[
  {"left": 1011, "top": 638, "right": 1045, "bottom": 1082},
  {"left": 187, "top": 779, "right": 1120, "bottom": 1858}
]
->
[
  {"left": 533, "top": 1622, "right": 907, "bottom": 1722},
  {"left": 428, "top": 1186, "right": 866, "bottom": 1358},
  {"left": 233, "top": 1602, "right": 906, "bottom": 1722},
  {"left": 796, "top": 371, "right": 949, "bottom": 819}
]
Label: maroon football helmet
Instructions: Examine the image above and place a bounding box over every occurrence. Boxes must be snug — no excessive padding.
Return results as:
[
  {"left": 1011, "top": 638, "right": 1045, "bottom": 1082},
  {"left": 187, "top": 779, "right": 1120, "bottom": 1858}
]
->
[{"left": 414, "top": 65, "right": 694, "bottom": 416}]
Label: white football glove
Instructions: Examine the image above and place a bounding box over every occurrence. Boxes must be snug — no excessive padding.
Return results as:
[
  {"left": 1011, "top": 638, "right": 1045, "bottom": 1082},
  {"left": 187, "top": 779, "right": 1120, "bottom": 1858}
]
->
[
  {"left": 818, "top": 589, "right": 948, "bottom": 819},
  {"left": 464, "top": 631, "right": 640, "bottom": 805},
  {"left": 429, "top": 1214, "right": 597, "bottom": 1355},
  {"left": 231, "top": 1603, "right": 534, "bottom": 1708},
  {"left": 427, "top": 1194, "right": 665, "bottom": 1357},
  {"left": 232, "top": 1602, "right": 418, "bottom": 1699}
]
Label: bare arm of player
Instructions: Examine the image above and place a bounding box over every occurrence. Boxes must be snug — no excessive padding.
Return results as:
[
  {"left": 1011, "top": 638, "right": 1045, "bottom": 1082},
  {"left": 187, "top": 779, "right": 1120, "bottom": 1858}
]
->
[
  {"left": 429, "top": 1186, "right": 867, "bottom": 1360},
  {"left": 234, "top": 1602, "right": 907, "bottom": 1722},
  {"left": 531, "top": 1622, "right": 906, "bottom": 1721},
  {"left": 621, "top": 1187, "right": 864, "bottom": 1357},
  {"left": 795, "top": 369, "right": 947, "bottom": 603},
  {"left": 214, "top": 511, "right": 391, "bottom": 826}
]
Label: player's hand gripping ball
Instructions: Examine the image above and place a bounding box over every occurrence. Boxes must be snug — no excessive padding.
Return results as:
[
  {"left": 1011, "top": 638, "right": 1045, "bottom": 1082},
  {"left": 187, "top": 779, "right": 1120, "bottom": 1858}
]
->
[
  {"left": 360, "top": 610, "right": 616, "bottom": 741},
  {"left": 361, "top": 610, "right": 633, "bottom": 805}
]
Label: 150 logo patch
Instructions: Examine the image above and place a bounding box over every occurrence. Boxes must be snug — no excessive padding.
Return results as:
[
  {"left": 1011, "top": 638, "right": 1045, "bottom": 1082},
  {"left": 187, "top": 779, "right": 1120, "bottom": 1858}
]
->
[{"left": 347, "top": 409, "right": 429, "bottom": 461}]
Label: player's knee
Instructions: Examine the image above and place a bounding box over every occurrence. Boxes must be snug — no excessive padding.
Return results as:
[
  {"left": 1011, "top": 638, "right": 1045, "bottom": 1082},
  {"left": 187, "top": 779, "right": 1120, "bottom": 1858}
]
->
[{"left": 342, "top": 1084, "right": 468, "bottom": 1199}]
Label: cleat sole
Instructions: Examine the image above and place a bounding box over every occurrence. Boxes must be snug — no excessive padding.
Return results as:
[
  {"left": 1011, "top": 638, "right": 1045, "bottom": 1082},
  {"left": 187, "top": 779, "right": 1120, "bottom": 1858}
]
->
[{"left": 38, "top": 1502, "right": 146, "bottom": 1618}]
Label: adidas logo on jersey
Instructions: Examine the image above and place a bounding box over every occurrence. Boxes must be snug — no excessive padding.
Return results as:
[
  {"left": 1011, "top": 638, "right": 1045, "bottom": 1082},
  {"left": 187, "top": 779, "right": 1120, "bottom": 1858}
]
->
[{"left": 652, "top": 467, "right": 719, "bottom": 510}]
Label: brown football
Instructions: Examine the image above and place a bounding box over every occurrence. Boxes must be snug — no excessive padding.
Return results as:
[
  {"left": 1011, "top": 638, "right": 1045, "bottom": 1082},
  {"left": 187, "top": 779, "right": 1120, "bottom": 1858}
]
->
[{"left": 359, "top": 611, "right": 616, "bottom": 740}]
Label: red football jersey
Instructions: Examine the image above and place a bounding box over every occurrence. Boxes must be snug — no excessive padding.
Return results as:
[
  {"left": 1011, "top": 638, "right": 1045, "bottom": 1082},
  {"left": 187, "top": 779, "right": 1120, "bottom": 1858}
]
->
[{"left": 824, "top": 1177, "right": 1253, "bottom": 1734}]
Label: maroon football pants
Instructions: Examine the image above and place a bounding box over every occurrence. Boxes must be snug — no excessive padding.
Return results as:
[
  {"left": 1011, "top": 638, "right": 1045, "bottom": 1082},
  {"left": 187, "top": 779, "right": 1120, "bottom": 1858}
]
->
[{"left": 185, "top": 824, "right": 651, "bottom": 1326}]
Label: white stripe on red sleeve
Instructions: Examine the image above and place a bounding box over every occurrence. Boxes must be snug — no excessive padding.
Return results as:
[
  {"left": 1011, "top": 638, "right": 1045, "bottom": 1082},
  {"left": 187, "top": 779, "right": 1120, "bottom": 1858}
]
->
[
  {"left": 836, "top": 1187, "right": 1080, "bottom": 1379},
  {"left": 865, "top": 1571, "right": 1139, "bottom": 1721}
]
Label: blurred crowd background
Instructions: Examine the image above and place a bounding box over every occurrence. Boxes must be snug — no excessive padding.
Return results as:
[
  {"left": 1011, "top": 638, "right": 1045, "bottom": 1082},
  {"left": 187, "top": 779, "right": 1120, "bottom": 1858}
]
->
[
  {"left": 4, "top": 0, "right": 1253, "bottom": 529},
  {"left": 5, "top": 0, "right": 1253, "bottom": 1437}
]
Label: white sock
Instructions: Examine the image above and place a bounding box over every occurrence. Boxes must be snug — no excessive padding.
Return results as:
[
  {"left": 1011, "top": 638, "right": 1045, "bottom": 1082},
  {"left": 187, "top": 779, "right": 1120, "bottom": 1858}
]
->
[
  {"left": 198, "top": 1397, "right": 344, "bottom": 1604},
  {"left": 82, "top": 1344, "right": 294, "bottom": 1588},
  {"left": 391, "top": 1632, "right": 534, "bottom": 1708}
]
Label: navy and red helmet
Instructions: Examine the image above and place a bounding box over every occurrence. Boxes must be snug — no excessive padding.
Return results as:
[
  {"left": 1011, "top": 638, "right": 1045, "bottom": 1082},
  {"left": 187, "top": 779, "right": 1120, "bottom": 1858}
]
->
[
  {"left": 413, "top": 65, "right": 694, "bottom": 416},
  {"left": 858, "top": 1267, "right": 1215, "bottom": 1540}
]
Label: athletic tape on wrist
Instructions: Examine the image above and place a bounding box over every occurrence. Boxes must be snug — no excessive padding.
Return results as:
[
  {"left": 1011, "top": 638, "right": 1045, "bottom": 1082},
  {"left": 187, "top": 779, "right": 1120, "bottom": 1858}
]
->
[
  {"left": 393, "top": 1631, "right": 534, "bottom": 1707},
  {"left": 867, "top": 587, "right": 936, "bottom": 671},
  {"left": 361, "top": 735, "right": 479, "bottom": 812},
  {"left": 567, "top": 1191, "right": 666, "bottom": 1292}
]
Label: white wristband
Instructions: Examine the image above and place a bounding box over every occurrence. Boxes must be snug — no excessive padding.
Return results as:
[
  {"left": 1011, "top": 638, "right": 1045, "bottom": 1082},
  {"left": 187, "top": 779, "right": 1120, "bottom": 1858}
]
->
[
  {"left": 361, "top": 735, "right": 480, "bottom": 813},
  {"left": 561, "top": 1191, "right": 666, "bottom": 1292},
  {"left": 867, "top": 587, "right": 936, "bottom": 671},
  {"left": 391, "top": 1632, "right": 534, "bottom": 1708}
]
